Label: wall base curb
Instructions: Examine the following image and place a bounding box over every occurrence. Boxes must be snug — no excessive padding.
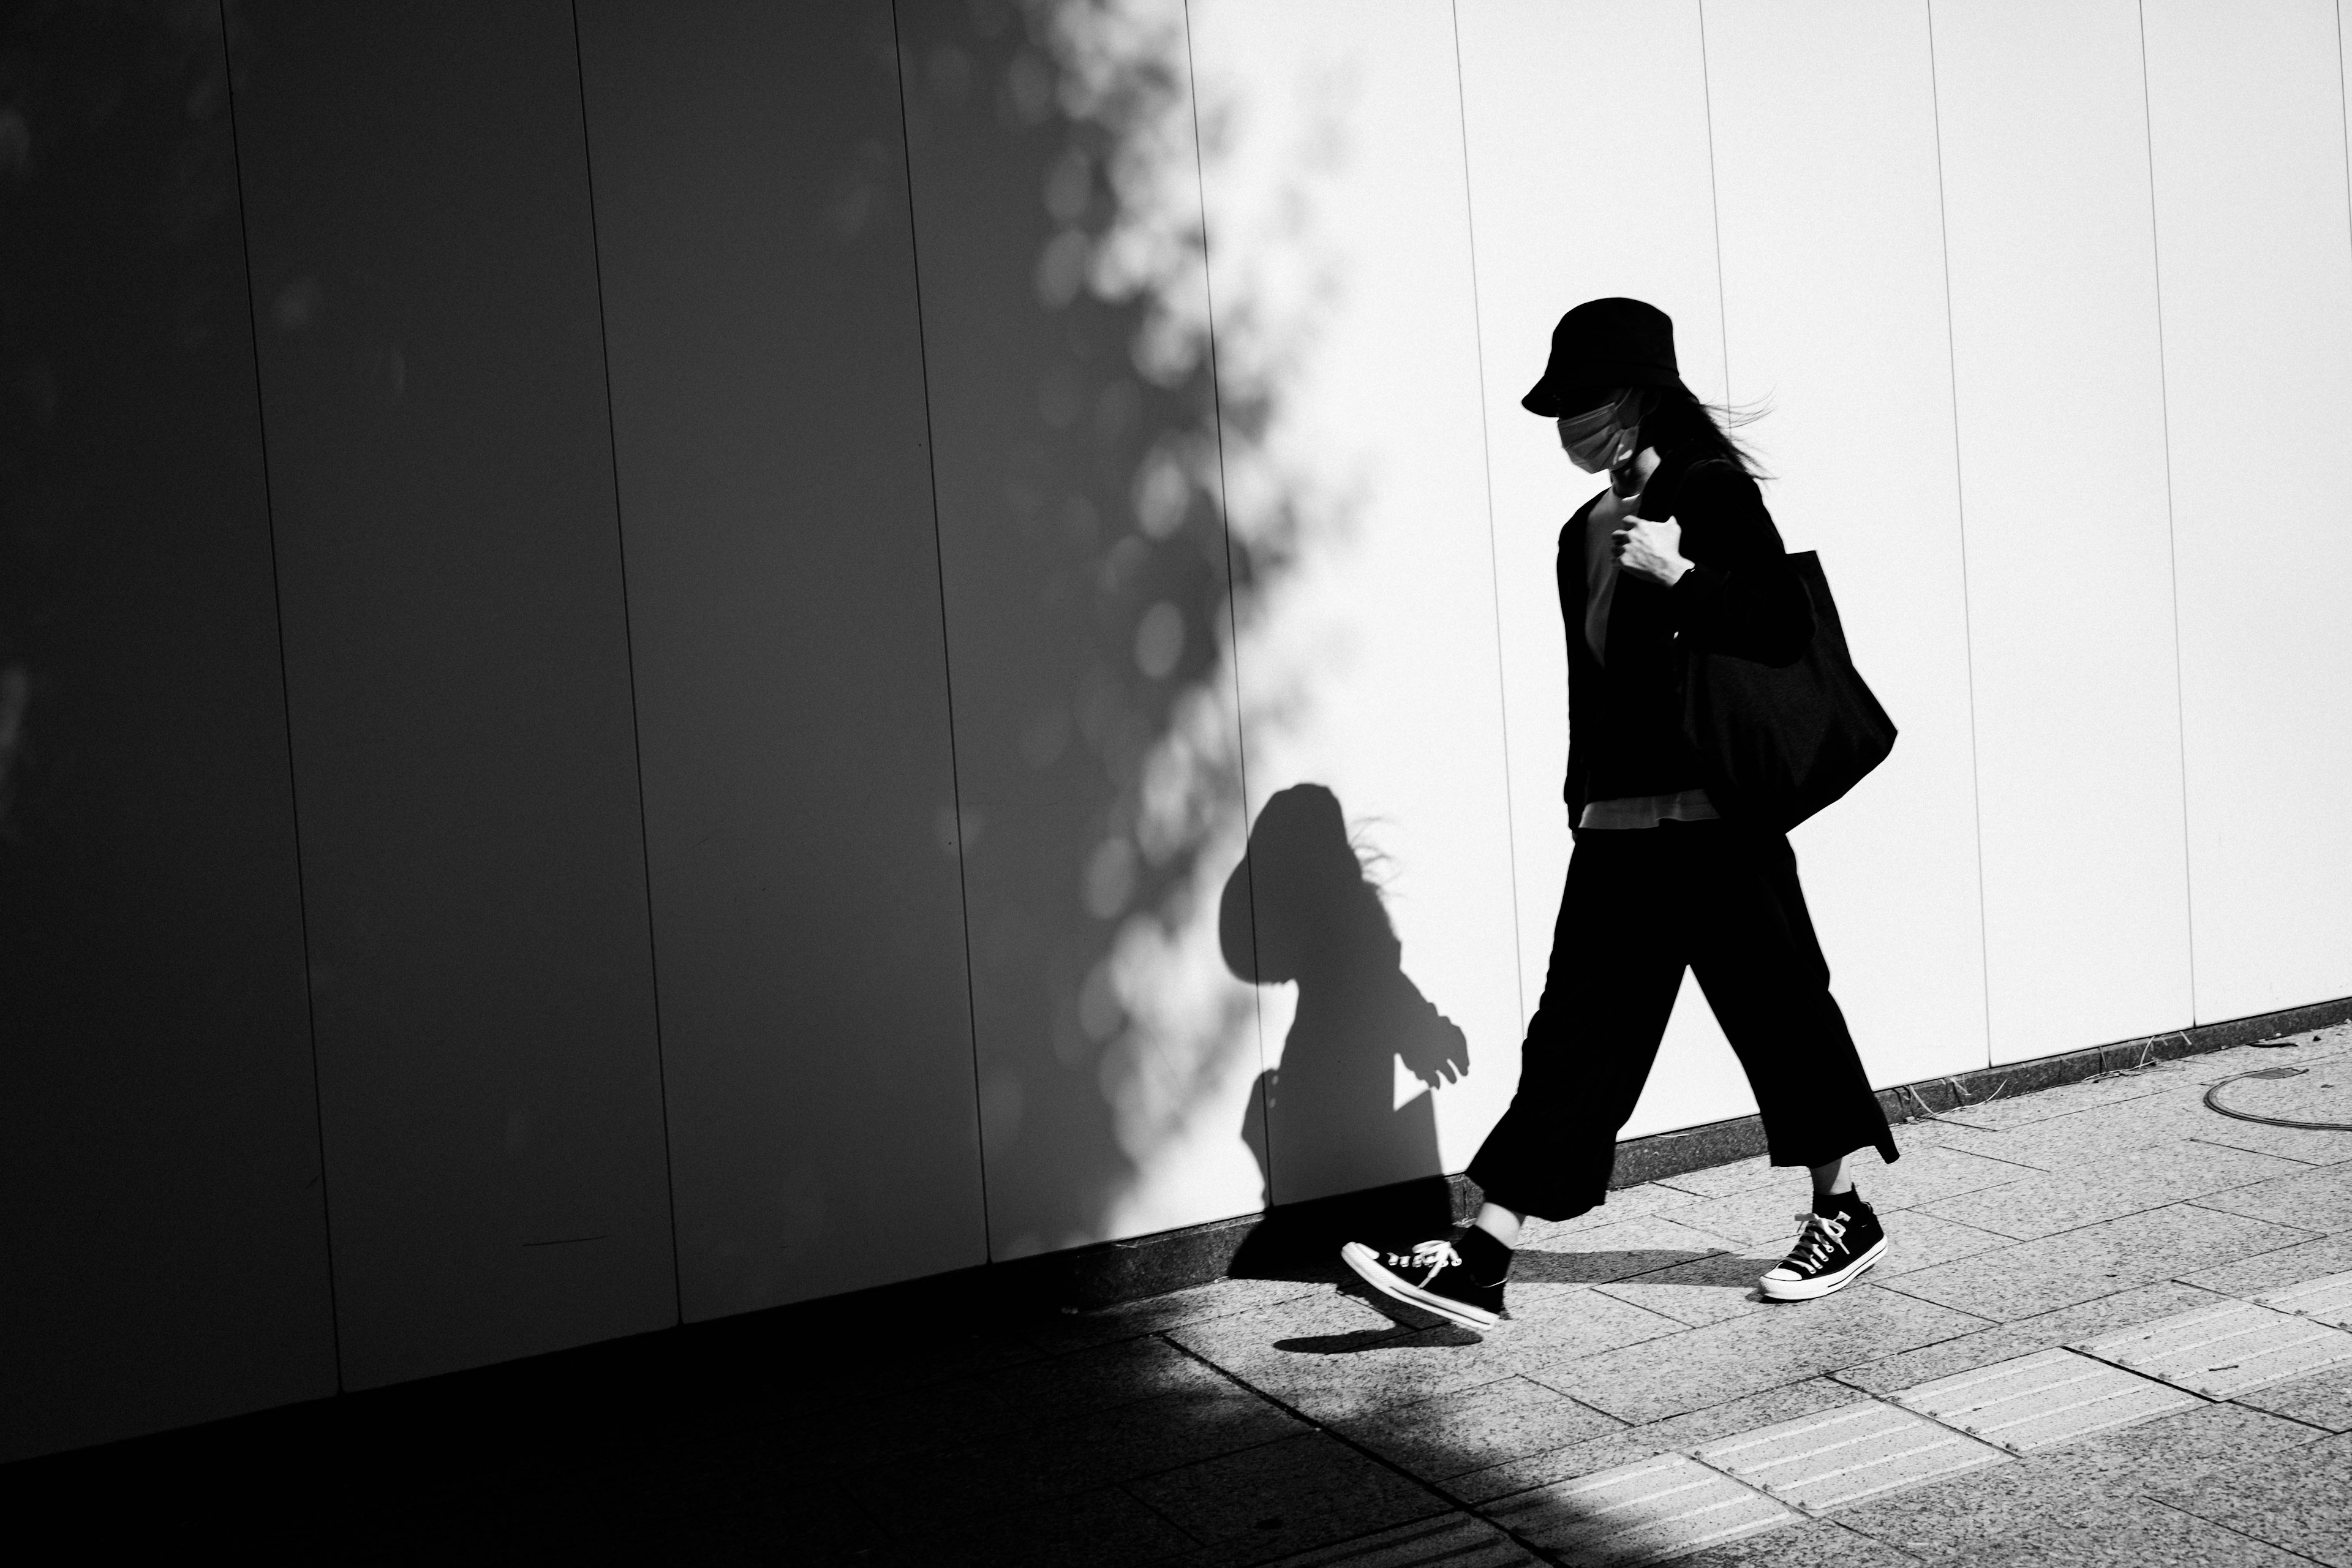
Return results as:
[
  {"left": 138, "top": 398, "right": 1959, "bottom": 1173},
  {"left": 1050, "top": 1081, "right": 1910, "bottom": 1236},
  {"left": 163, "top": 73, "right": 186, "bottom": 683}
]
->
[{"left": 1016, "top": 995, "right": 2352, "bottom": 1309}]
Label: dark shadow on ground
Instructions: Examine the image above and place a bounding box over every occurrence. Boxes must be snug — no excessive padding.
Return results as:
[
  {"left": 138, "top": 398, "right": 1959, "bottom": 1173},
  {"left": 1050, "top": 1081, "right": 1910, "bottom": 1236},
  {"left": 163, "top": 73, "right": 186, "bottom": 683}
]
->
[{"left": 0, "top": 1228, "right": 1823, "bottom": 1562}]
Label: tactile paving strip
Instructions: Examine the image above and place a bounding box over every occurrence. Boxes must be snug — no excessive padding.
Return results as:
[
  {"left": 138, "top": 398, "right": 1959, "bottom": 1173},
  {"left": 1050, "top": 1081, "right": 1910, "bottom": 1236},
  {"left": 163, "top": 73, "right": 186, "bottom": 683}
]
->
[
  {"left": 1891, "top": 1347, "right": 2198, "bottom": 1452},
  {"left": 1494, "top": 1452, "right": 1796, "bottom": 1566},
  {"left": 2073, "top": 1298, "right": 2352, "bottom": 1398},
  {"left": 1694, "top": 1398, "right": 2009, "bottom": 1511},
  {"left": 2256, "top": 1269, "right": 2352, "bottom": 1330}
]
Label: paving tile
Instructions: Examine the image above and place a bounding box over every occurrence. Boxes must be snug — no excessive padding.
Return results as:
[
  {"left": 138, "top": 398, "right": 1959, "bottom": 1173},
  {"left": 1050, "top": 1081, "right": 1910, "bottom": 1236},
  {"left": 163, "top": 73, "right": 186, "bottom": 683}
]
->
[
  {"left": 2233, "top": 1362, "right": 2352, "bottom": 1434},
  {"left": 2194, "top": 1160, "right": 2352, "bottom": 1233},
  {"left": 1694, "top": 1398, "right": 2009, "bottom": 1511},
  {"left": 1126, "top": 1432, "right": 1442, "bottom": 1559},
  {"left": 1877, "top": 1203, "right": 2315, "bottom": 1322},
  {"left": 2190, "top": 1033, "right": 2352, "bottom": 1084},
  {"left": 1483, "top": 1452, "right": 1798, "bottom": 1565},
  {"left": 2188, "top": 1115, "right": 2352, "bottom": 1167},
  {"left": 1672, "top": 1515, "right": 1928, "bottom": 1566},
  {"left": 1036, "top": 1278, "right": 1333, "bottom": 1352},
  {"left": 2179, "top": 1231, "right": 2352, "bottom": 1298},
  {"left": 1652, "top": 1156, "right": 1782, "bottom": 1200},
  {"left": 1956, "top": 1095, "right": 2203, "bottom": 1170},
  {"left": 1183, "top": 1288, "right": 1686, "bottom": 1424},
  {"left": 1479, "top": 1286, "right": 1694, "bottom": 1368},
  {"left": 2148, "top": 1430, "right": 2352, "bottom": 1567},
  {"left": 1914, "top": 1139, "right": 2308, "bottom": 1240},
  {"left": 887, "top": 1482, "right": 1200, "bottom": 1566},
  {"left": 1996, "top": 1080, "right": 2352, "bottom": 1167},
  {"left": 1523, "top": 1182, "right": 1709, "bottom": 1240},
  {"left": 1171, "top": 1289, "right": 1410, "bottom": 1376},
  {"left": 1529, "top": 1284, "right": 1988, "bottom": 1425},
  {"left": 1833, "top": 1401, "right": 2324, "bottom": 1563},
  {"left": 1924, "top": 1069, "right": 2183, "bottom": 1131},
  {"left": 2195, "top": 1061, "right": 2352, "bottom": 1133},
  {"left": 1891, "top": 1347, "right": 2199, "bottom": 1452},
  {"left": 1868, "top": 1212, "right": 2018, "bottom": 1279},
  {"left": 769, "top": 1332, "right": 1230, "bottom": 1469},
  {"left": 2255, "top": 1268, "right": 2352, "bottom": 1328},
  {"left": 1508, "top": 1215, "right": 1750, "bottom": 1286},
  {"left": 1833, "top": 1280, "right": 2235, "bottom": 1396},
  {"left": 1444, "top": 1378, "right": 1863, "bottom": 1506},
  {"left": 840, "top": 1378, "right": 1307, "bottom": 1520},
  {"left": 1595, "top": 1250, "right": 1782, "bottom": 1329},
  {"left": 1972, "top": 1493, "right": 2316, "bottom": 1566},
  {"left": 1661, "top": 1186, "right": 1823, "bottom": 1250},
  {"left": 1223, "top": 1511, "right": 1541, "bottom": 1567},
  {"left": 1884, "top": 1114, "right": 2024, "bottom": 1155},
  {"left": 1336, "top": 1374, "right": 1623, "bottom": 1482},
  {"left": 1862, "top": 1142, "right": 2044, "bottom": 1210},
  {"left": 2073, "top": 1298, "right": 2352, "bottom": 1398}
]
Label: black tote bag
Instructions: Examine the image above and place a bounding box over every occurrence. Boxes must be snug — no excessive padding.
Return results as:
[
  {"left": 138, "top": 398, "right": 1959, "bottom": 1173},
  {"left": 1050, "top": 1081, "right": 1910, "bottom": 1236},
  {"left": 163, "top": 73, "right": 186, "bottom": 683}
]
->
[{"left": 1676, "top": 550, "right": 1896, "bottom": 832}]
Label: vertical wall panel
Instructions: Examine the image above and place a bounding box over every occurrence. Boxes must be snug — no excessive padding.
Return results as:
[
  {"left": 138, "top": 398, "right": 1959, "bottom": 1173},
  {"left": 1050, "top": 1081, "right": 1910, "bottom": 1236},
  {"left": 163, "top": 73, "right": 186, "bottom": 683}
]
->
[
  {"left": 1188, "top": 0, "right": 1521, "bottom": 1199},
  {"left": 1457, "top": 0, "right": 1766, "bottom": 1142},
  {"left": 1702, "top": 0, "right": 1988, "bottom": 1091},
  {"left": 230, "top": 1, "right": 675, "bottom": 1386},
  {"left": 574, "top": 1, "right": 986, "bottom": 1320},
  {"left": 898, "top": 0, "right": 1264, "bottom": 1251},
  {"left": 1931, "top": 0, "right": 2194, "bottom": 1063},
  {"left": 2144, "top": 0, "right": 2352, "bottom": 1023},
  {"left": 0, "top": 2, "right": 335, "bottom": 1460}
]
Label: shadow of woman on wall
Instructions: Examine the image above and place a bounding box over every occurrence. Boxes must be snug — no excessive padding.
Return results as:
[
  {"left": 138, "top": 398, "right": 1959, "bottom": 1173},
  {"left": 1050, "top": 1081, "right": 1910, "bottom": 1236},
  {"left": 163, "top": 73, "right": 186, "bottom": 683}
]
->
[{"left": 1219, "top": 783, "right": 1468, "bottom": 1275}]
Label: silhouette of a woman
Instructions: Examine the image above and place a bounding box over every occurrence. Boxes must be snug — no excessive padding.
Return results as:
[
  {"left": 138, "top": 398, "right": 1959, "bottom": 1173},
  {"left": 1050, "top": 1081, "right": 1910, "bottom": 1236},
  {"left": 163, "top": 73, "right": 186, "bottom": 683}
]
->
[
  {"left": 1224, "top": 785, "right": 1466, "bottom": 1261},
  {"left": 1342, "top": 298, "right": 1899, "bottom": 1330}
]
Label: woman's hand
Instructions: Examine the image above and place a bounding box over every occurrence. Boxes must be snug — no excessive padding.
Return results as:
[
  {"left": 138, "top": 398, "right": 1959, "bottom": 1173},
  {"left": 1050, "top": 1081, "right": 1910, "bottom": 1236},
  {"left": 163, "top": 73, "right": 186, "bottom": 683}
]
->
[{"left": 1613, "top": 516, "right": 1694, "bottom": 587}]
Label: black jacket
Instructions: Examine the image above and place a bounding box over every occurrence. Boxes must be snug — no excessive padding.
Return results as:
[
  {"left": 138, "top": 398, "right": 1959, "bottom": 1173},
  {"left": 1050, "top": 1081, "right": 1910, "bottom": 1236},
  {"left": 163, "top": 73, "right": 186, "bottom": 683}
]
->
[{"left": 1558, "top": 444, "right": 1813, "bottom": 820}]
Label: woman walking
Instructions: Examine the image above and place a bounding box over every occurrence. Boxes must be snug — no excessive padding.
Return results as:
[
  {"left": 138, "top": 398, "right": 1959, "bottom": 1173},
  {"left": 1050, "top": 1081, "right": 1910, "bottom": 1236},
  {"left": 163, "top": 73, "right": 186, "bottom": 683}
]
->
[{"left": 1343, "top": 298, "right": 1898, "bottom": 1331}]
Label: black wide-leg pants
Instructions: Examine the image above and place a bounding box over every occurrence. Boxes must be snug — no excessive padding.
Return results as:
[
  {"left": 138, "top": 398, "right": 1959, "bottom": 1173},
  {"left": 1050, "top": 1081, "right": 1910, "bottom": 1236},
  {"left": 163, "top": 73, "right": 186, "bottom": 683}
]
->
[{"left": 1467, "top": 818, "right": 1898, "bottom": 1222}]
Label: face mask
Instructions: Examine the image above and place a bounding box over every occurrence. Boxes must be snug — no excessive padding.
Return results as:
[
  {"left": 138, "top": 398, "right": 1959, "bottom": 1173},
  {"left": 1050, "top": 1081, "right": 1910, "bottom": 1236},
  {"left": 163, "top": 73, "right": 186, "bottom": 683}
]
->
[{"left": 1558, "top": 396, "right": 1635, "bottom": 473}]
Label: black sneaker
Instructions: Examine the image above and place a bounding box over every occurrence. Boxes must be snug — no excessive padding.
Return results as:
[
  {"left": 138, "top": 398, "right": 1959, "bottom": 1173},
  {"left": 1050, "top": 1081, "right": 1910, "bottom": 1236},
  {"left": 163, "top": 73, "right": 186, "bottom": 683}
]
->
[
  {"left": 1341, "top": 1237, "right": 1504, "bottom": 1330},
  {"left": 1759, "top": 1198, "right": 1888, "bottom": 1302}
]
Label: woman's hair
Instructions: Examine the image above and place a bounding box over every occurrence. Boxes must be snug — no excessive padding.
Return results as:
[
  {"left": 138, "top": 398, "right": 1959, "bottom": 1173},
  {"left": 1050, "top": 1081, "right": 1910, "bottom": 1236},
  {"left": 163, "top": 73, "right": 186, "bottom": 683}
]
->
[{"left": 1632, "top": 383, "right": 1768, "bottom": 478}]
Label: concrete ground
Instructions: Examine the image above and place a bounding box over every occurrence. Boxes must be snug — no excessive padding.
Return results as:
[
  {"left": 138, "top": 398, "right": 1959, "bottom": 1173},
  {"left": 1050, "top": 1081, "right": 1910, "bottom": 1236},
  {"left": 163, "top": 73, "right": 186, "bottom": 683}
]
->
[
  {"left": 9, "top": 1025, "right": 2349, "bottom": 1564},
  {"left": 756, "top": 1023, "right": 2352, "bottom": 1567}
]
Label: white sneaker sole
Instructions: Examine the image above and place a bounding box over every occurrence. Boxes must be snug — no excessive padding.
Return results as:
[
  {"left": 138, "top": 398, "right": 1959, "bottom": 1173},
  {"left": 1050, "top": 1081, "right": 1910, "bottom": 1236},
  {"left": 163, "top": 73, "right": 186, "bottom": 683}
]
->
[
  {"left": 1340, "top": 1242, "right": 1502, "bottom": 1330},
  {"left": 1758, "top": 1235, "right": 1889, "bottom": 1302}
]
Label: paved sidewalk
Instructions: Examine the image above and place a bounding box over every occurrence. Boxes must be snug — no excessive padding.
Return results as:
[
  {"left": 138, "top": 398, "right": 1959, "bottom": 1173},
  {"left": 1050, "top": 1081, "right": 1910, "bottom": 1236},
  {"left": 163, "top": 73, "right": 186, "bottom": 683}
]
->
[
  {"left": 23, "top": 1026, "right": 2348, "bottom": 1563},
  {"left": 750, "top": 1023, "right": 2352, "bottom": 1567}
]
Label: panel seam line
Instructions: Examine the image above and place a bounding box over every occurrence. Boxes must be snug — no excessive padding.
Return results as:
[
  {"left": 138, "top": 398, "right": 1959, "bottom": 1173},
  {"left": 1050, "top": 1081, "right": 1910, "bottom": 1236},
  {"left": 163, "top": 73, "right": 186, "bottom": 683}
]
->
[
  {"left": 1924, "top": 0, "right": 1997, "bottom": 1072},
  {"left": 1449, "top": 1, "right": 1527, "bottom": 1038},
  {"left": 1182, "top": 0, "right": 1276, "bottom": 1210},
  {"left": 2138, "top": 0, "right": 2197, "bottom": 1025},
  {"left": 217, "top": 0, "right": 346, "bottom": 1390},
  {"left": 1697, "top": 0, "right": 1734, "bottom": 393},
  {"left": 889, "top": 0, "right": 995, "bottom": 1261},
  {"left": 570, "top": 0, "right": 685, "bottom": 1322}
]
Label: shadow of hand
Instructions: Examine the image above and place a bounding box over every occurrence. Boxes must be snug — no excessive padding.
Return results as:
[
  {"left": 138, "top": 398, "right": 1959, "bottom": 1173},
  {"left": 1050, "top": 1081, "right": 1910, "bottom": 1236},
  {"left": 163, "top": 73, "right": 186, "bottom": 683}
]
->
[{"left": 1391, "top": 982, "right": 1470, "bottom": 1090}]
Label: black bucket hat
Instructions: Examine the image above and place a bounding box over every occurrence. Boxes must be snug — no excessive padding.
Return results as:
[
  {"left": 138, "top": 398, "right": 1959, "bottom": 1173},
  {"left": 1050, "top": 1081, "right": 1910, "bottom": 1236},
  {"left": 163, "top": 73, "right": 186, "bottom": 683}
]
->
[{"left": 1522, "top": 297, "right": 1682, "bottom": 417}]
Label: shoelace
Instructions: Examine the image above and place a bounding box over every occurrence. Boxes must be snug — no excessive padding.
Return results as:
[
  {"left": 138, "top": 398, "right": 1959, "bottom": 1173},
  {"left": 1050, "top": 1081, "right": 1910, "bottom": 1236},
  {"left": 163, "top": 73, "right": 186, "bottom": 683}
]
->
[
  {"left": 1784, "top": 1210, "right": 1847, "bottom": 1273},
  {"left": 1397, "top": 1238, "right": 1462, "bottom": 1280}
]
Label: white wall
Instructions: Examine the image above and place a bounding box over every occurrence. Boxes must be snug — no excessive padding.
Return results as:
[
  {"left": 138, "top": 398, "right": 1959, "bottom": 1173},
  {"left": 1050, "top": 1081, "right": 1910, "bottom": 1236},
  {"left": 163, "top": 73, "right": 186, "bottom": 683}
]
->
[
  {"left": 24, "top": 0, "right": 2352, "bottom": 1461},
  {"left": 1931, "top": 0, "right": 2195, "bottom": 1065},
  {"left": 2143, "top": 0, "right": 2352, "bottom": 1025},
  {"left": 1190, "top": 0, "right": 1523, "bottom": 1200},
  {"left": 1702, "top": 0, "right": 1990, "bottom": 1093},
  {"left": 1456, "top": 0, "right": 1765, "bottom": 1140}
]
